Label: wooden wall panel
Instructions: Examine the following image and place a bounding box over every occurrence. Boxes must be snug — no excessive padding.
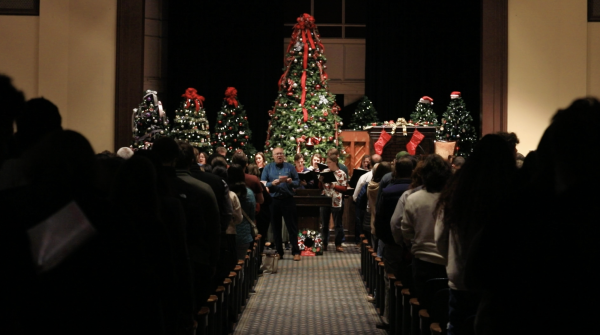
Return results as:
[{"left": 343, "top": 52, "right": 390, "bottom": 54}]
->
[
  {"left": 341, "top": 130, "right": 370, "bottom": 175},
  {"left": 481, "top": 0, "right": 508, "bottom": 135},
  {"left": 115, "top": 0, "right": 145, "bottom": 151}
]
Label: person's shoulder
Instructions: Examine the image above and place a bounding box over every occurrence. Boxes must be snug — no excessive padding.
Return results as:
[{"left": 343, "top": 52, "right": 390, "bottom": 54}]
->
[
  {"left": 193, "top": 169, "right": 222, "bottom": 186},
  {"left": 245, "top": 173, "right": 260, "bottom": 183},
  {"left": 407, "top": 188, "right": 428, "bottom": 201},
  {"left": 246, "top": 187, "right": 256, "bottom": 200}
]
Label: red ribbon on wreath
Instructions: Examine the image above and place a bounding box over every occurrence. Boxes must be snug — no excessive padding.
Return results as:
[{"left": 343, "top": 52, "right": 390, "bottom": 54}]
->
[
  {"left": 181, "top": 88, "right": 205, "bottom": 111},
  {"left": 224, "top": 87, "right": 238, "bottom": 108}
]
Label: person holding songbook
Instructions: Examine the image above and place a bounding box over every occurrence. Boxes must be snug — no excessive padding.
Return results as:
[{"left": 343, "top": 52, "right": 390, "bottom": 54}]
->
[
  {"left": 307, "top": 153, "right": 323, "bottom": 172},
  {"left": 293, "top": 153, "right": 311, "bottom": 189},
  {"left": 318, "top": 153, "right": 348, "bottom": 252}
]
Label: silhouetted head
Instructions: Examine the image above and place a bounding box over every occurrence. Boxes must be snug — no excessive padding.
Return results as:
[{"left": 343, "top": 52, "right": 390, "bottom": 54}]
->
[
  {"left": 16, "top": 97, "right": 62, "bottom": 153},
  {"left": 421, "top": 154, "right": 451, "bottom": 193}
]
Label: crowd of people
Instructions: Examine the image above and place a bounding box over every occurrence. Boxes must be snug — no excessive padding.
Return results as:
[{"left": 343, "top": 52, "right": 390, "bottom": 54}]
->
[
  {"left": 353, "top": 98, "right": 600, "bottom": 334},
  {"left": 1, "top": 73, "right": 599, "bottom": 334}
]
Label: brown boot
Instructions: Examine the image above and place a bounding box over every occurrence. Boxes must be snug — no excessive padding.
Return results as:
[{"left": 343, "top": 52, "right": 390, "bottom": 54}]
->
[{"left": 336, "top": 246, "right": 344, "bottom": 252}]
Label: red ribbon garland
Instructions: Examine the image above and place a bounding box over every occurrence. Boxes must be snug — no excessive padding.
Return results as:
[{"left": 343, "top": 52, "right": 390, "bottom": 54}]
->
[
  {"left": 224, "top": 87, "right": 238, "bottom": 108},
  {"left": 332, "top": 103, "right": 342, "bottom": 145},
  {"left": 181, "top": 88, "right": 204, "bottom": 111}
]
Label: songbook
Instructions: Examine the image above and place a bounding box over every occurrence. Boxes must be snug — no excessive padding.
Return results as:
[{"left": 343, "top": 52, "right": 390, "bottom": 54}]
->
[
  {"left": 27, "top": 201, "right": 97, "bottom": 274},
  {"left": 349, "top": 168, "right": 369, "bottom": 188},
  {"left": 317, "top": 163, "right": 328, "bottom": 171},
  {"left": 298, "top": 170, "right": 318, "bottom": 182},
  {"left": 319, "top": 170, "right": 337, "bottom": 184}
]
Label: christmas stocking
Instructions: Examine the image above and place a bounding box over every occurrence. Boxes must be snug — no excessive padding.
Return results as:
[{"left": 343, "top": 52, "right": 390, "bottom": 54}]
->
[
  {"left": 374, "top": 129, "right": 392, "bottom": 155},
  {"left": 406, "top": 129, "right": 425, "bottom": 155}
]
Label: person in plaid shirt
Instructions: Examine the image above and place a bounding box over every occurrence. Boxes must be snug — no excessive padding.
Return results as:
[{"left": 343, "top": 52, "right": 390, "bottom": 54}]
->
[{"left": 319, "top": 153, "right": 348, "bottom": 252}]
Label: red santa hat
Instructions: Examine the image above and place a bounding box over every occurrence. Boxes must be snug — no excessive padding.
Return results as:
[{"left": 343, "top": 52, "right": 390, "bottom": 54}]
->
[
  {"left": 450, "top": 91, "right": 461, "bottom": 99},
  {"left": 419, "top": 96, "right": 433, "bottom": 104}
]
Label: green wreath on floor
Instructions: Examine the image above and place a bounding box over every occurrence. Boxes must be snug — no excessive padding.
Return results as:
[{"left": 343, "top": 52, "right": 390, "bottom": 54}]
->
[{"left": 298, "top": 229, "right": 323, "bottom": 255}]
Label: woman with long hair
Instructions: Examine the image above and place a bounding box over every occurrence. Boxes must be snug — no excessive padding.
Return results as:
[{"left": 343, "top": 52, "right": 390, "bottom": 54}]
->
[
  {"left": 434, "top": 134, "right": 517, "bottom": 335},
  {"left": 367, "top": 161, "right": 392, "bottom": 252},
  {"left": 319, "top": 153, "right": 348, "bottom": 252},
  {"left": 307, "top": 153, "right": 322, "bottom": 172},
  {"left": 227, "top": 164, "right": 256, "bottom": 265},
  {"left": 254, "top": 152, "right": 267, "bottom": 174},
  {"left": 361, "top": 155, "right": 372, "bottom": 171}
]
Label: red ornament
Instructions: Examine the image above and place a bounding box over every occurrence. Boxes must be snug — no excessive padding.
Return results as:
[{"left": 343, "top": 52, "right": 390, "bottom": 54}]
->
[
  {"left": 228, "top": 127, "right": 232, "bottom": 130},
  {"left": 218, "top": 120, "right": 222, "bottom": 124},
  {"left": 245, "top": 136, "right": 249, "bottom": 139},
  {"left": 328, "top": 136, "right": 333, "bottom": 141},
  {"left": 244, "top": 116, "right": 247, "bottom": 120},
  {"left": 234, "top": 139, "right": 237, "bottom": 142},
  {"left": 310, "top": 116, "right": 314, "bottom": 121},
  {"left": 239, "top": 122, "right": 243, "bottom": 126},
  {"left": 232, "top": 112, "right": 236, "bottom": 116},
  {"left": 287, "top": 92, "right": 293, "bottom": 96},
  {"left": 315, "top": 84, "right": 321, "bottom": 90},
  {"left": 323, "top": 111, "right": 328, "bottom": 117},
  {"left": 292, "top": 108, "right": 297, "bottom": 111},
  {"left": 311, "top": 105, "right": 316, "bottom": 109}
]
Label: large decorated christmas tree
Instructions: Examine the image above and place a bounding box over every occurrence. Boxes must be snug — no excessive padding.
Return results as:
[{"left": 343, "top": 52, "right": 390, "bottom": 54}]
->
[
  {"left": 211, "top": 87, "right": 256, "bottom": 160},
  {"left": 265, "top": 13, "right": 344, "bottom": 162},
  {"left": 436, "top": 91, "right": 478, "bottom": 157},
  {"left": 131, "top": 90, "right": 170, "bottom": 150},
  {"left": 349, "top": 96, "right": 379, "bottom": 130},
  {"left": 171, "top": 87, "right": 212, "bottom": 154},
  {"left": 410, "top": 96, "right": 438, "bottom": 126}
]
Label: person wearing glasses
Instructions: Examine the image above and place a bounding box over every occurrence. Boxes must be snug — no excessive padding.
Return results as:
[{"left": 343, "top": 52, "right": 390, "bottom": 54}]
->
[{"left": 260, "top": 147, "right": 301, "bottom": 261}]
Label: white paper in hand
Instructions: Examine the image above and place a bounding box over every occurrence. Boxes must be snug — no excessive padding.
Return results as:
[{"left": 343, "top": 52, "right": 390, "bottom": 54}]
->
[{"left": 27, "top": 201, "right": 97, "bottom": 274}]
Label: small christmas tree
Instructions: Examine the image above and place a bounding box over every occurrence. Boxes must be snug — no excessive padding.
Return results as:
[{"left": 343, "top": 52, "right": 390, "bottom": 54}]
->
[
  {"left": 349, "top": 96, "right": 379, "bottom": 130},
  {"left": 410, "top": 96, "right": 438, "bottom": 126},
  {"left": 131, "top": 90, "right": 170, "bottom": 149},
  {"left": 171, "top": 88, "right": 212, "bottom": 154},
  {"left": 211, "top": 87, "right": 256, "bottom": 160},
  {"left": 265, "top": 13, "right": 344, "bottom": 162},
  {"left": 436, "top": 91, "right": 478, "bottom": 157}
]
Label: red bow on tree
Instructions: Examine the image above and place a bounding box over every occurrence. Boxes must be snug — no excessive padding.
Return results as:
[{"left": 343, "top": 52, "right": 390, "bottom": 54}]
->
[
  {"left": 294, "top": 13, "right": 315, "bottom": 30},
  {"left": 181, "top": 88, "right": 204, "bottom": 111},
  {"left": 224, "top": 87, "right": 238, "bottom": 107}
]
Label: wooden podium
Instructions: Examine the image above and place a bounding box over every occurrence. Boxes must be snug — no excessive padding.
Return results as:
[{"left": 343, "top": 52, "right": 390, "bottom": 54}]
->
[{"left": 294, "top": 189, "right": 330, "bottom": 233}]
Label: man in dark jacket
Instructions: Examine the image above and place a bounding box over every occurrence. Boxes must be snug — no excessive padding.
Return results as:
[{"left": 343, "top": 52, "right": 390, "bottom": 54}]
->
[
  {"left": 375, "top": 157, "right": 414, "bottom": 280},
  {"left": 153, "top": 137, "right": 220, "bottom": 313}
]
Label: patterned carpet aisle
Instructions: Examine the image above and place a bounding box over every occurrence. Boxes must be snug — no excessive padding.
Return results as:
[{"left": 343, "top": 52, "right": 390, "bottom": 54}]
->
[{"left": 234, "top": 244, "right": 387, "bottom": 335}]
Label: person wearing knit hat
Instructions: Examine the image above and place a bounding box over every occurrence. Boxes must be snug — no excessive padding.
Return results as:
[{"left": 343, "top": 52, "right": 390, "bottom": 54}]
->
[{"left": 396, "top": 151, "right": 410, "bottom": 160}]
